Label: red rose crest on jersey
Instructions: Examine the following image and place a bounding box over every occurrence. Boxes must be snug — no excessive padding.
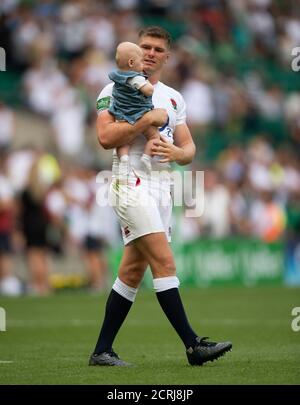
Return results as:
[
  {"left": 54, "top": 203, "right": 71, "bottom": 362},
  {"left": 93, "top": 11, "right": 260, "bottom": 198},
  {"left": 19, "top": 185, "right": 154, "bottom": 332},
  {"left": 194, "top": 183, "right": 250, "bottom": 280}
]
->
[{"left": 170, "top": 98, "right": 177, "bottom": 110}]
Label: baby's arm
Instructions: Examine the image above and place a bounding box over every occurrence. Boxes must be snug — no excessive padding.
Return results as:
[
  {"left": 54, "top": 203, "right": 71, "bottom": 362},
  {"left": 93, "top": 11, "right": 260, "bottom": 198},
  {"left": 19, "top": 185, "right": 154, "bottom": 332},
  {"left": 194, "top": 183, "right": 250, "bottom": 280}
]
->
[
  {"left": 139, "top": 81, "right": 154, "bottom": 97},
  {"left": 128, "top": 75, "right": 153, "bottom": 97}
]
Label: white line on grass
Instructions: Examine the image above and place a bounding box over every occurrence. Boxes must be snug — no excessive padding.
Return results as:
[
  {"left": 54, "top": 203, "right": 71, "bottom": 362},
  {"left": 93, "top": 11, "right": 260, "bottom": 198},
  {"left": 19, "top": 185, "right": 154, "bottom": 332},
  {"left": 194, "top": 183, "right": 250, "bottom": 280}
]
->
[
  {"left": 8, "top": 319, "right": 96, "bottom": 327},
  {"left": 0, "top": 361, "right": 13, "bottom": 364},
  {"left": 6, "top": 318, "right": 287, "bottom": 328}
]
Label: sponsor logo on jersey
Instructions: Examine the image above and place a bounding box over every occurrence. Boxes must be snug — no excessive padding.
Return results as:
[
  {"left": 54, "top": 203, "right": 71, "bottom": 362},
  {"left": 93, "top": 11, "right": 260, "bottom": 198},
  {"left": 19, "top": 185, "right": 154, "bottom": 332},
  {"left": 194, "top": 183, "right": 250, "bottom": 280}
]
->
[
  {"left": 159, "top": 116, "right": 172, "bottom": 139},
  {"left": 96, "top": 96, "right": 111, "bottom": 112}
]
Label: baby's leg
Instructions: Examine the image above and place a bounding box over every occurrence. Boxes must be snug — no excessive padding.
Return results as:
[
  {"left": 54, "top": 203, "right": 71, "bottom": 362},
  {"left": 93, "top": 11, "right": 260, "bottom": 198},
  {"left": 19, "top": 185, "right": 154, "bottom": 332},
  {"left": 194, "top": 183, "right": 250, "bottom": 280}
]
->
[
  {"left": 117, "top": 144, "right": 130, "bottom": 177},
  {"left": 143, "top": 126, "right": 160, "bottom": 156},
  {"left": 117, "top": 144, "right": 130, "bottom": 162},
  {"left": 141, "top": 126, "right": 160, "bottom": 173}
]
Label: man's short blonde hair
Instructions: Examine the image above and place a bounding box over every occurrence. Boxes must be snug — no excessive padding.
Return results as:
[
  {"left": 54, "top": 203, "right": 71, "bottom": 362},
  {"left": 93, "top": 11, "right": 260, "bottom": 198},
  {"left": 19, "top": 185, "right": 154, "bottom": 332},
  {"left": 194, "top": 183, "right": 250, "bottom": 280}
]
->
[{"left": 138, "top": 26, "right": 172, "bottom": 48}]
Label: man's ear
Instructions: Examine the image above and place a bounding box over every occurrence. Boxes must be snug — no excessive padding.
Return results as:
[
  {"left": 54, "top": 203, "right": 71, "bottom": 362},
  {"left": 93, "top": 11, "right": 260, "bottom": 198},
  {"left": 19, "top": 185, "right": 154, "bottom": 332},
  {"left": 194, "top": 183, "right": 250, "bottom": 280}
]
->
[{"left": 164, "top": 51, "right": 170, "bottom": 64}]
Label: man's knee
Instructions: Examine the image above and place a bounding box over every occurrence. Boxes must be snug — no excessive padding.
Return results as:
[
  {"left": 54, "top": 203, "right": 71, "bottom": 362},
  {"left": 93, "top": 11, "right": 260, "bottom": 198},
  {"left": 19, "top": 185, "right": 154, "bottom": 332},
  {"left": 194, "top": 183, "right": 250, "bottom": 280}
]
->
[
  {"left": 119, "top": 261, "right": 147, "bottom": 288},
  {"left": 162, "top": 256, "right": 176, "bottom": 274},
  {"left": 152, "top": 255, "right": 176, "bottom": 278}
]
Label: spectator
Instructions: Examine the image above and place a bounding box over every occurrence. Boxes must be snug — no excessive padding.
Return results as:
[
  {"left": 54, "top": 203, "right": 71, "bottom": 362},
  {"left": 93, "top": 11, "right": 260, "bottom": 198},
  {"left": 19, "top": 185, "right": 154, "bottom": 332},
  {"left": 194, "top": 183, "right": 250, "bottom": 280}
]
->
[
  {"left": 250, "top": 189, "right": 286, "bottom": 243},
  {"left": 0, "top": 154, "right": 22, "bottom": 296},
  {"left": 199, "top": 169, "right": 231, "bottom": 238},
  {"left": 181, "top": 64, "right": 215, "bottom": 134},
  {"left": 51, "top": 84, "right": 86, "bottom": 158},
  {"left": 19, "top": 152, "right": 60, "bottom": 295},
  {"left": 0, "top": 101, "right": 15, "bottom": 151}
]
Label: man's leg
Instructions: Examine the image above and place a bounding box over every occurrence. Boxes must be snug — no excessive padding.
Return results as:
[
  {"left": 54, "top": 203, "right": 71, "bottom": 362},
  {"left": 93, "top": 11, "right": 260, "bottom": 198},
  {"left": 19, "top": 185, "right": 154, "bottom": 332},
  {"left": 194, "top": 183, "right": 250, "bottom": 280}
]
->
[
  {"left": 134, "top": 232, "right": 198, "bottom": 348},
  {"left": 89, "top": 244, "right": 148, "bottom": 366},
  {"left": 134, "top": 232, "right": 232, "bottom": 365}
]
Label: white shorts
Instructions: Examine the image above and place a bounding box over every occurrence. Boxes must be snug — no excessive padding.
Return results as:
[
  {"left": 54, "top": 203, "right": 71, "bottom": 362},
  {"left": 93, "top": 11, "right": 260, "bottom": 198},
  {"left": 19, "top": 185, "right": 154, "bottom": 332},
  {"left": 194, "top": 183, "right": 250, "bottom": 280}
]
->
[{"left": 109, "top": 176, "right": 172, "bottom": 245}]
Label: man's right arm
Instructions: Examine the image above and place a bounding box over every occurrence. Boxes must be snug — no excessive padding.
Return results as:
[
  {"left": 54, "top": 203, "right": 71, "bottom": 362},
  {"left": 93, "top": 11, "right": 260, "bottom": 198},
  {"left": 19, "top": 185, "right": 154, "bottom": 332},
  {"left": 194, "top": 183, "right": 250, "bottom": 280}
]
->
[{"left": 97, "top": 109, "right": 168, "bottom": 150}]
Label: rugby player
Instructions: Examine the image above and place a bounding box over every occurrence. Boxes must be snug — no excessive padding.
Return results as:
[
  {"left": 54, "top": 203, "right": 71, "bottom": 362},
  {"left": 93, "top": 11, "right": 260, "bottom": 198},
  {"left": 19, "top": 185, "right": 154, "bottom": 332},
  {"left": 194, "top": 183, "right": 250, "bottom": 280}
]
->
[{"left": 89, "top": 26, "right": 232, "bottom": 367}]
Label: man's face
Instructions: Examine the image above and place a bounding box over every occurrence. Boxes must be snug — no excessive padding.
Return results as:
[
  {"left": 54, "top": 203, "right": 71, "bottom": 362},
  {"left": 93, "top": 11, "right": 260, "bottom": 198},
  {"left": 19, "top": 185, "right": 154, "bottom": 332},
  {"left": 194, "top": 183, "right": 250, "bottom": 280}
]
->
[{"left": 138, "top": 35, "right": 170, "bottom": 75}]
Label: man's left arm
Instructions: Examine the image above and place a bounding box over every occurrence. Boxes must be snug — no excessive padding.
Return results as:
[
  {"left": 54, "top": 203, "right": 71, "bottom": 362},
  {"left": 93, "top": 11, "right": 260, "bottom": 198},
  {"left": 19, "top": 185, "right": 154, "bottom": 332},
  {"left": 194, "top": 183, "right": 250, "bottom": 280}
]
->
[{"left": 151, "top": 123, "right": 196, "bottom": 165}]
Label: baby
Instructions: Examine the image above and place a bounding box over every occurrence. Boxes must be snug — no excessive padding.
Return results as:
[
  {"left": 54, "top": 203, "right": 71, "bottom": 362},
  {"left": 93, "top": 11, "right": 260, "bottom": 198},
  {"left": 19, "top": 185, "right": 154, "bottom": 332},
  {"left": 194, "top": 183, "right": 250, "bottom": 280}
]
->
[{"left": 108, "top": 42, "right": 160, "bottom": 174}]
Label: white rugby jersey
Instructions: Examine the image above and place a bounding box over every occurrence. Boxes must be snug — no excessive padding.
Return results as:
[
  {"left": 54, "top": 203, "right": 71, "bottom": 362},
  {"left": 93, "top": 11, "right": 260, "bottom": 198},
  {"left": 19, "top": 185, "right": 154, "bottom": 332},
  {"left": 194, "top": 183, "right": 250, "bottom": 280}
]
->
[{"left": 96, "top": 81, "right": 186, "bottom": 180}]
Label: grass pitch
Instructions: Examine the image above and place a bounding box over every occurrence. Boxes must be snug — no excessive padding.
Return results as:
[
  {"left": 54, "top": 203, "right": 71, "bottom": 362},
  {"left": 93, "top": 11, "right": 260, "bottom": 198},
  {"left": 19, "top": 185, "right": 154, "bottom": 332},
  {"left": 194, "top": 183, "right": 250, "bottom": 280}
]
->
[{"left": 0, "top": 286, "right": 299, "bottom": 385}]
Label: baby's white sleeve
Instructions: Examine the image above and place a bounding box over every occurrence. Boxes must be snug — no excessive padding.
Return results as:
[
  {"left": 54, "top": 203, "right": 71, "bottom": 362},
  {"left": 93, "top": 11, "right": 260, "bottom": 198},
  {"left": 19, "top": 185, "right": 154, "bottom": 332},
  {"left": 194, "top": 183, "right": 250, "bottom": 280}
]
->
[{"left": 127, "top": 75, "right": 148, "bottom": 90}]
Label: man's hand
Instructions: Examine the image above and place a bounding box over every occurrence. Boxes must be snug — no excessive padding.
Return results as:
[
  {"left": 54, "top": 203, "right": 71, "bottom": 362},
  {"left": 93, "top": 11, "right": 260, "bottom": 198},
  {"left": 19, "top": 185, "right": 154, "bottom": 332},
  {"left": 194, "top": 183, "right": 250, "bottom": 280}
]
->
[
  {"left": 151, "top": 122, "right": 196, "bottom": 165},
  {"left": 151, "top": 135, "right": 184, "bottom": 163}
]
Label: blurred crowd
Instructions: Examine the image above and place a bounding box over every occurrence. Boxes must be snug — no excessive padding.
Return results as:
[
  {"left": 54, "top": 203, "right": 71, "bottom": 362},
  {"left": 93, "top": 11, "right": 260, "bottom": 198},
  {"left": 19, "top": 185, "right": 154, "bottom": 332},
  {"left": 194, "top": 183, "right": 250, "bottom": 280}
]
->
[
  {"left": 1, "top": 0, "right": 300, "bottom": 294},
  {"left": 0, "top": 146, "right": 121, "bottom": 295}
]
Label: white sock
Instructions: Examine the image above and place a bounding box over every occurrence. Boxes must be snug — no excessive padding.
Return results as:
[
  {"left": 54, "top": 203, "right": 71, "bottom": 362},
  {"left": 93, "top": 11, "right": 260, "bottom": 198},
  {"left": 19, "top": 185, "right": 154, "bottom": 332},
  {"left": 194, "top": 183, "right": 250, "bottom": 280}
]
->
[
  {"left": 118, "top": 155, "right": 130, "bottom": 177},
  {"left": 141, "top": 154, "right": 152, "bottom": 172},
  {"left": 112, "top": 277, "right": 138, "bottom": 302},
  {"left": 120, "top": 155, "right": 129, "bottom": 163},
  {"left": 153, "top": 276, "right": 180, "bottom": 293}
]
